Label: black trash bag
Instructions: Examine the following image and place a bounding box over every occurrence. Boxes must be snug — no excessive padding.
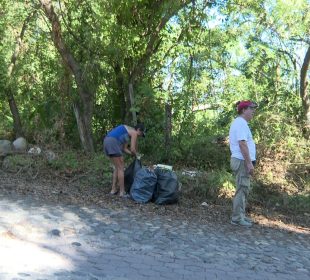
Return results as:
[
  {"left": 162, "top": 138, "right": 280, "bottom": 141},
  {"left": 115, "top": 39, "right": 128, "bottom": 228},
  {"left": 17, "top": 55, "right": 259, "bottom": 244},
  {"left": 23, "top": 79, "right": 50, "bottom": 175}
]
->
[
  {"left": 130, "top": 168, "right": 157, "bottom": 203},
  {"left": 124, "top": 158, "right": 142, "bottom": 193},
  {"left": 153, "top": 168, "right": 179, "bottom": 205}
]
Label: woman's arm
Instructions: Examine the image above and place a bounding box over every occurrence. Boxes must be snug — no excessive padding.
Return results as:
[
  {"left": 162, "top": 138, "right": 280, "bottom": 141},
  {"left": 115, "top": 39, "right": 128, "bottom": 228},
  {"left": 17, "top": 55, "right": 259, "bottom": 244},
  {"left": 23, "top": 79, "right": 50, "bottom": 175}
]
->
[
  {"left": 129, "top": 133, "right": 138, "bottom": 156},
  {"left": 123, "top": 144, "right": 132, "bottom": 155},
  {"left": 125, "top": 126, "right": 139, "bottom": 156}
]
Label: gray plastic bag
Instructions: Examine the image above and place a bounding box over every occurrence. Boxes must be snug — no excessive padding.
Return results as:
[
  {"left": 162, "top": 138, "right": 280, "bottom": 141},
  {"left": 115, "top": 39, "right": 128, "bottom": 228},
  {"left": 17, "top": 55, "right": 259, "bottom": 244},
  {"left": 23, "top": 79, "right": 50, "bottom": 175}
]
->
[
  {"left": 153, "top": 168, "right": 179, "bottom": 205},
  {"left": 130, "top": 168, "right": 157, "bottom": 203},
  {"left": 124, "top": 158, "right": 142, "bottom": 193}
]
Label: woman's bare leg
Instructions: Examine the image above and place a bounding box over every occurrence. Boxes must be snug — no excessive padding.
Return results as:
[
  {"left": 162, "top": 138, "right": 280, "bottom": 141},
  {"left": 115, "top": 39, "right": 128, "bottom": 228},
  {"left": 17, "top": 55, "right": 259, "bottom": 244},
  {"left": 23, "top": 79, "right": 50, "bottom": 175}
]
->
[
  {"left": 110, "top": 156, "right": 125, "bottom": 196},
  {"left": 109, "top": 163, "right": 118, "bottom": 194}
]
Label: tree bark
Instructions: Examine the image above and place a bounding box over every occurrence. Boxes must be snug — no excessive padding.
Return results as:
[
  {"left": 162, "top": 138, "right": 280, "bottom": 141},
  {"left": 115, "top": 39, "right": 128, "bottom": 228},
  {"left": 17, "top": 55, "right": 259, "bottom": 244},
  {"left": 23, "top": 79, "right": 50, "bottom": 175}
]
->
[
  {"left": 7, "top": 90, "right": 23, "bottom": 138},
  {"left": 73, "top": 102, "right": 90, "bottom": 151},
  {"left": 113, "top": 63, "right": 127, "bottom": 123},
  {"left": 5, "top": 11, "right": 36, "bottom": 138},
  {"left": 165, "top": 102, "right": 172, "bottom": 150},
  {"left": 39, "top": 0, "right": 94, "bottom": 152},
  {"left": 300, "top": 46, "right": 310, "bottom": 137},
  {"left": 128, "top": 81, "right": 137, "bottom": 125}
]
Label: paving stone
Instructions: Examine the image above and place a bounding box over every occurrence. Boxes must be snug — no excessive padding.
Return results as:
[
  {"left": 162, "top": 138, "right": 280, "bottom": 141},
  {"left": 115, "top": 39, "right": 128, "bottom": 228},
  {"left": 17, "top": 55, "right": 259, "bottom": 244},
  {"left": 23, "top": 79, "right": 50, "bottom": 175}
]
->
[{"left": 0, "top": 193, "right": 309, "bottom": 280}]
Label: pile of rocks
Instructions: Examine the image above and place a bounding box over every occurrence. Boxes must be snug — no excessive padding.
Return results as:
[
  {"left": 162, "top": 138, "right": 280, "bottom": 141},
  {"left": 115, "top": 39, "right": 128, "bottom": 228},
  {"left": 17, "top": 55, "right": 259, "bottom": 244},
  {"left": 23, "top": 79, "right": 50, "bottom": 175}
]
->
[
  {"left": 0, "top": 137, "right": 27, "bottom": 155},
  {"left": 0, "top": 137, "right": 56, "bottom": 162}
]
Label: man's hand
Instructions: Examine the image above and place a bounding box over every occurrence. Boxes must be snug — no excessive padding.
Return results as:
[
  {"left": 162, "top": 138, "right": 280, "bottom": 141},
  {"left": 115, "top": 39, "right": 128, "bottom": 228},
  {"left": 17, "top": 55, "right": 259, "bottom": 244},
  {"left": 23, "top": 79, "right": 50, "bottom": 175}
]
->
[
  {"left": 246, "top": 161, "right": 254, "bottom": 176},
  {"left": 239, "top": 140, "right": 254, "bottom": 175}
]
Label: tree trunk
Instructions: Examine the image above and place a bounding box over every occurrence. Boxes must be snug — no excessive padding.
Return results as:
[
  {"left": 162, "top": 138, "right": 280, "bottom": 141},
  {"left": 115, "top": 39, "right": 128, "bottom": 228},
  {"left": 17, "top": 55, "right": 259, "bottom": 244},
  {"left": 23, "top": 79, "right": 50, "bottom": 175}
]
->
[
  {"left": 58, "top": 67, "right": 72, "bottom": 145},
  {"left": 300, "top": 46, "right": 310, "bottom": 137},
  {"left": 73, "top": 103, "right": 93, "bottom": 152},
  {"left": 113, "top": 64, "right": 127, "bottom": 123},
  {"left": 5, "top": 11, "right": 35, "bottom": 138},
  {"left": 128, "top": 81, "right": 137, "bottom": 125},
  {"left": 7, "top": 89, "right": 24, "bottom": 138},
  {"left": 165, "top": 102, "right": 172, "bottom": 150},
  {"left": 39, "top": 0, "right": 94, "bottom": 152}
]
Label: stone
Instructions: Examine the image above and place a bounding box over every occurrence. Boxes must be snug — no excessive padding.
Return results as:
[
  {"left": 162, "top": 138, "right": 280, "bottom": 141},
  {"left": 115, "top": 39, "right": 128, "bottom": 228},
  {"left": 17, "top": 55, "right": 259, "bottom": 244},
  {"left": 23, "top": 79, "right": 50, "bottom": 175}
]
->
[
  {"left": 50, "top": 229, "right": 61, "bottom": 237},
  {"left": 13, "top": 137, "right": 27, "bottom": 151},
  {"left": 28, "top": 147, "right": 42, "bottom": 154},
  {"left": 44, "top": 150, "right": 56, "bottom": 162},
  {"left": 0, "top": 140, "right": 13, "bottom": 155}
]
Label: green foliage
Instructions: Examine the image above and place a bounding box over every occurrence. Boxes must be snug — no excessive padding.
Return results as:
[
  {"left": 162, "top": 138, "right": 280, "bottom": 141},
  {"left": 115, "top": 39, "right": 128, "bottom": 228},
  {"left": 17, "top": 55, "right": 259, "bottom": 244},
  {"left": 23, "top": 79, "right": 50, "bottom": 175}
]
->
[
  {"left": 48, "top": 151, "right": 80, "bottom": 170},
  {"left": 285, "top": 194, "right": 310, "bottom": 213},
  {"left": 180, "top": 169, "right": 235, "bottom": 203},
  {"left": 250, "top": 180, "right": 310, "bottom": 214},
  {"left": 2, "top": 154, "right": 46, "bottom": 175},
  {"left": 47, "top": 151, "right": 111, "bottom": 187},
  {"left": 0, "top": 0, "right": 309, "bottom": 215}
]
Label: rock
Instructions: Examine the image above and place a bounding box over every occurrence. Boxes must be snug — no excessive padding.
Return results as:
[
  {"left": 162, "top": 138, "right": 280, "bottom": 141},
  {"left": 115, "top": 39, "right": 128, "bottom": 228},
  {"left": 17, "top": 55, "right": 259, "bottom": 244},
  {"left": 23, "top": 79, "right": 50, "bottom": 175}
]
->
[
  {"left": 44, "top": 150, "right": 56, "bottom": 162},
  {"left": 13, "top": 137, "right": 27, "bottom": 151},
  {"left": 0, "top": 140, "right": 13, "bottom": 155},
  {"left": 28, "top": 147, "right": 42, "bottom": 155},
  {"left": 182, "top": 170, "right": 198, "bottom": 177},
  {"left": 50, "top": 229, "right": 61, "bottom": 237}
]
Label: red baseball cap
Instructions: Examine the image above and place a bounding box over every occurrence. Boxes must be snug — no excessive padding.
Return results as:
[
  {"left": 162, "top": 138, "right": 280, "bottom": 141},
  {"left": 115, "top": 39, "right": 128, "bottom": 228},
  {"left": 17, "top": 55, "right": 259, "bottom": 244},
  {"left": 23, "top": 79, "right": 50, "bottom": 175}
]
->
[{"left": 237, "top": 100, "right": 257, "bottom": 111}]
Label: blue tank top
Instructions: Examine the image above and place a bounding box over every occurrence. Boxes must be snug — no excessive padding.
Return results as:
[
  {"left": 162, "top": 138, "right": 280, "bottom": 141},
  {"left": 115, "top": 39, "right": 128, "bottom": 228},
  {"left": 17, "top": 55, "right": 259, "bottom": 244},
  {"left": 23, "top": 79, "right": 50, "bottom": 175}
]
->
[{"left": 107, "top": 125, "right": 130, "bottom": 144}]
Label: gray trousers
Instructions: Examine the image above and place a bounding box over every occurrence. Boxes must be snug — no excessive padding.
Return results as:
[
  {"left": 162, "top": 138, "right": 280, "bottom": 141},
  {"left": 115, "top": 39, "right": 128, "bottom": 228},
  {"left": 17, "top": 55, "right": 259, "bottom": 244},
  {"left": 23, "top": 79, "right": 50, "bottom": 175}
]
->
[{"left": 231, "top": 157, "right": 251, "bottom": 222}]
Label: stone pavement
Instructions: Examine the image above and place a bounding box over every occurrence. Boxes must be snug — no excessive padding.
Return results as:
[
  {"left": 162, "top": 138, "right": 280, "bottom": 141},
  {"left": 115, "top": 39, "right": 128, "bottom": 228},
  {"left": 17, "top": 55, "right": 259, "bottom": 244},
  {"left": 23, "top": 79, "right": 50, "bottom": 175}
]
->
[{"left": 0, "top": 193, "right": 309, "bottom": 280}]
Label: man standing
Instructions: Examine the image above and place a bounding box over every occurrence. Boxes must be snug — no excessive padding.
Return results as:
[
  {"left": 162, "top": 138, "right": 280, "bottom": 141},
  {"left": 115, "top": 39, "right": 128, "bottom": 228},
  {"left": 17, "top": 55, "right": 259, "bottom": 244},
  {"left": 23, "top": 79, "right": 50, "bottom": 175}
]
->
[{"left": 229, "top": 100, "right": 257, "bottom": 227}]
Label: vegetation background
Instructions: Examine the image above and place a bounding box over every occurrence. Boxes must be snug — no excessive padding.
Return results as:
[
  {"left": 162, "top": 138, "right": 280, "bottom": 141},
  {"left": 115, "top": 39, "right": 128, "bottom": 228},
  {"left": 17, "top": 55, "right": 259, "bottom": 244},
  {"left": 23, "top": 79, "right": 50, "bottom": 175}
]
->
[{"left": 0, "top": 0, "right": 309, "bottom": 223}]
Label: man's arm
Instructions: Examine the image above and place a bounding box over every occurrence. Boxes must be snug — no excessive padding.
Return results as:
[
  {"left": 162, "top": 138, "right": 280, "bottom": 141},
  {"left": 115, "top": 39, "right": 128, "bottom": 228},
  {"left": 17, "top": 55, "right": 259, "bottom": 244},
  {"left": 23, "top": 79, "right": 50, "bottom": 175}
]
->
[{"left": 239, "top": 140, "right": 254, "bottom": 175}]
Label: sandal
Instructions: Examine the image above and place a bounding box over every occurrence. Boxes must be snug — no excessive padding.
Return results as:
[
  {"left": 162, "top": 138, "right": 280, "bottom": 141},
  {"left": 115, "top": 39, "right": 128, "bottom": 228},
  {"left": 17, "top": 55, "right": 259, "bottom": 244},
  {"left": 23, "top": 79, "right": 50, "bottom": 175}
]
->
[
  {"left": 109, "top": 190, "right": 119, "bottom": 195},
  {"left": 119, "top": 193, "right": 130, "bottom": 199}
]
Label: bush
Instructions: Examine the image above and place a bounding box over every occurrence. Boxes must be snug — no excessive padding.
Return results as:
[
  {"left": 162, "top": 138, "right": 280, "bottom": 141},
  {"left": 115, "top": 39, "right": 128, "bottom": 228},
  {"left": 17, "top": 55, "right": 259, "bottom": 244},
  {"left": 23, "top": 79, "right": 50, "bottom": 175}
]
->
[{"left": 179, "top": 169, "right": 235, "bottom": 204}]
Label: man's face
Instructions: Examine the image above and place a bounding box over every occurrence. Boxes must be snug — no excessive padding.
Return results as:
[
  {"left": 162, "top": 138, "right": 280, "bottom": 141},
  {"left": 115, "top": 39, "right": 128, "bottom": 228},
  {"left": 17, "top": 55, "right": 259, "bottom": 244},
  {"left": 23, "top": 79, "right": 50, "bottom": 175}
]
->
[{"left": 243, "top": 106, "right": 256, "bottom": 121}]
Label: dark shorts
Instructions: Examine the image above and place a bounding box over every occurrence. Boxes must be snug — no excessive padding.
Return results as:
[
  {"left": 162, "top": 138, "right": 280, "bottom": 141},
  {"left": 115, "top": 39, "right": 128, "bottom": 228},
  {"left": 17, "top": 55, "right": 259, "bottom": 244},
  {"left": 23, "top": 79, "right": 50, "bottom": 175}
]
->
[{"left": 103, "top": 137, "right": 123, "bottom": 157}]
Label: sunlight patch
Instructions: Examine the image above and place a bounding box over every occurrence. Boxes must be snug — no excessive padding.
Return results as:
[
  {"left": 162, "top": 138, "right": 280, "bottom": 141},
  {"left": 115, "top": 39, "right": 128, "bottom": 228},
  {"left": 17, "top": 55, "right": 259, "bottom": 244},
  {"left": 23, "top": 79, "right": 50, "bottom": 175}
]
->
[{"left": 0, "top": 234, "right": 73, "bottom": 275}]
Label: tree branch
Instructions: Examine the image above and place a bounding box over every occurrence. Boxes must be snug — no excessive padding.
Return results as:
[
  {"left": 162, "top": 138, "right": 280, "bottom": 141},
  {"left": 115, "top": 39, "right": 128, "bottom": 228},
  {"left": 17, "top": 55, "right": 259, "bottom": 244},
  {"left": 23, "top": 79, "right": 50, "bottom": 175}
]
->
[{"left": 132, "top": 0, "right": 195, "bottom": 79}]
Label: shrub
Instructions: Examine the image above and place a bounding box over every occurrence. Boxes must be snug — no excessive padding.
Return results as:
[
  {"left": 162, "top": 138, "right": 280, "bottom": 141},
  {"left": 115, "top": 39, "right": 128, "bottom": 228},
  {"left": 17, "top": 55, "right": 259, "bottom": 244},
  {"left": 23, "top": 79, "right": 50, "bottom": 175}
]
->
[{"left": 179, "top": 169, "right": 235, "bottom": 204}]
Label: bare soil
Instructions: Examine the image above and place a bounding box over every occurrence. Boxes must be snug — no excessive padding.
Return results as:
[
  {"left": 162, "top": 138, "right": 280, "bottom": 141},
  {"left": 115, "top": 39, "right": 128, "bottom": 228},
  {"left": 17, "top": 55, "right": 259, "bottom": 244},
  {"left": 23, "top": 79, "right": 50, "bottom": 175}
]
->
[{"left": 0, "top": 167, "right": 309, "bottom": 235}]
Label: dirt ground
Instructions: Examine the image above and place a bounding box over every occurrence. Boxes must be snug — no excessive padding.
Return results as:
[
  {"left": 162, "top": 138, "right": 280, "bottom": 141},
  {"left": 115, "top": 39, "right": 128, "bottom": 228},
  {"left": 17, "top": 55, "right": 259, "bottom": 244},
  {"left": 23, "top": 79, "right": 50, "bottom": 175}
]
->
[{"left": 0, "top": 168, "right": 309, "bottom": 235}]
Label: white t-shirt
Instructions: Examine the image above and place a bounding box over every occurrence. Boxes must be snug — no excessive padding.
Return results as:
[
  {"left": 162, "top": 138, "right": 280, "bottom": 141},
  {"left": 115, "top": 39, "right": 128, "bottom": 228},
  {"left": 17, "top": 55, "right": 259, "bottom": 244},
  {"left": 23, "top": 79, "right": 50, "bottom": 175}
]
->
[{"left": 229, "top": 116, "right": 256, "bottom": 161}]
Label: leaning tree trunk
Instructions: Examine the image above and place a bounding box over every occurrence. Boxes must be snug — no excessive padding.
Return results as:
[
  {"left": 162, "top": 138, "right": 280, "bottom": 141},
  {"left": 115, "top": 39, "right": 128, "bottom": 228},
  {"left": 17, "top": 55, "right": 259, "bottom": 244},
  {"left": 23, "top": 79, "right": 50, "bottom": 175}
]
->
[
  {"left": 7, "top": 89, "right": 23, "bottom": 138},
  {"left": 128, "top": 80, "right": 137, "bottom": 125},
  {"left": 39, "top": 0, "right": 94, "bottom": 152},
  {"left": 5, "top": 12, "right": 36, "bottom": 138},
  {"left": 300, "top": 45, "right": 310, "bottom": 137},
  {"left": 165, "top": 102, "right": 172, "bottom": 155},
  {"left": 73, "top": 102, "right": 92, "bottom": 152},
  {"left": 113, "top": 63, "right": 127, "bottom": 123}
]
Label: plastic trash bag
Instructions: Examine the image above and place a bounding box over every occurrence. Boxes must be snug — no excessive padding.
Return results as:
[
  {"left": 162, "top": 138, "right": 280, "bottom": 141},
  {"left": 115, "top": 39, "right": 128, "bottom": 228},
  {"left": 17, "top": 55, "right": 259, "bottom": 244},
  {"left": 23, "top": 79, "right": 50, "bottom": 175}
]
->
[
  {"left": 153, "top": 168, "right": 179, "bottom": 205},
  {"left": 124, "top": 158, "right": 142, "bottom": 193},
  {"left": 130, "top": 168, "right": 157, "bottom": 203}
]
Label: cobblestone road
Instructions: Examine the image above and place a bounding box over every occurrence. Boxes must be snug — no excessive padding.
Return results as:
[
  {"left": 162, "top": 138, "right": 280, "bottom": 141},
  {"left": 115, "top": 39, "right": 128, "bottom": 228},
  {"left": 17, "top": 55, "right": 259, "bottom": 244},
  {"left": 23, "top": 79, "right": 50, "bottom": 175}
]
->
[{"left": 0, "top": 193, "right": 309, "bottom": 280}]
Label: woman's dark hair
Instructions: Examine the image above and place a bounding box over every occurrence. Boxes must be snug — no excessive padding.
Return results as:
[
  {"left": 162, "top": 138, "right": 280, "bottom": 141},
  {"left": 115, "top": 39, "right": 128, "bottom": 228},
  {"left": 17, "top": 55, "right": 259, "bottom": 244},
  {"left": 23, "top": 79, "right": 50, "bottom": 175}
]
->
[{"left": 134, "top": 123, "right": 145, "bottom": 131}]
